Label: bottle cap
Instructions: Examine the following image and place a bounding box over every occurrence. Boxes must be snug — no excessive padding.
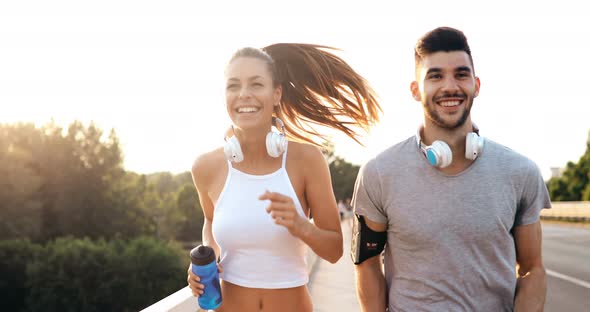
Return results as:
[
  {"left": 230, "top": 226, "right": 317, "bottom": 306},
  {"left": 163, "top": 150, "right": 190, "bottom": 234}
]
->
[{"left": 190, "top": 245, "right": 216, "bottom": 265}]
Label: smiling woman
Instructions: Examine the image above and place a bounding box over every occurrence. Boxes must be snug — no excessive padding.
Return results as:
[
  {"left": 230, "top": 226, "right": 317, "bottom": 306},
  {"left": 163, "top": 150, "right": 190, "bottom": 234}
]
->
[{"left": 186, "top": 43, "right": 382, "bottom": 312}]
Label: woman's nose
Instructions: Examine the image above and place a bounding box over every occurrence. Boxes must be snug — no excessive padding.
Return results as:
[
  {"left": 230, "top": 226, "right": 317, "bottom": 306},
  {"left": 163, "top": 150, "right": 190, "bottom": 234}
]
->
[{"left": 239, "top": 87, "right": 251, "bottom": 99}]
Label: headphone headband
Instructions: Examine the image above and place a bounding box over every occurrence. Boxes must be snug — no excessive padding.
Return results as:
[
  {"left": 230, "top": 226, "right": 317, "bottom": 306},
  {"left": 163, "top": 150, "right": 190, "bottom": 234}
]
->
[
  {"left": 415, "top": 123, "right": 484, "bottom": 168},
  {"left": 416, "top": 124, "right": 480, "bottom": 147}
]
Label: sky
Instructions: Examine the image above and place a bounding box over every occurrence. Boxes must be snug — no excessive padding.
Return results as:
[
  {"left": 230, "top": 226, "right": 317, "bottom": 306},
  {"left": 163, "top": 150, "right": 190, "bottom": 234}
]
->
[{"left": 1, "top": 0, "right": 589, "bottom": 180}]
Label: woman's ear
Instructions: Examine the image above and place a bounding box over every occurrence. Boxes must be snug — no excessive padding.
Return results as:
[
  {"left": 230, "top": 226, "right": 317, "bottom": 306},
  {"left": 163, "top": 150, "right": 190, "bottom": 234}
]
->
[{"left": 273, "top": 85, "right": 282, "bottom": 106}]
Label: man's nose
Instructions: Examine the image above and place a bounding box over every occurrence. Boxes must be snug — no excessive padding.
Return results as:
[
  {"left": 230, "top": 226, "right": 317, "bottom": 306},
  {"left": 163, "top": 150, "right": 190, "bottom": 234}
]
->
[{"left": 441, "top": 77, "right": 460, "bottom": 92}]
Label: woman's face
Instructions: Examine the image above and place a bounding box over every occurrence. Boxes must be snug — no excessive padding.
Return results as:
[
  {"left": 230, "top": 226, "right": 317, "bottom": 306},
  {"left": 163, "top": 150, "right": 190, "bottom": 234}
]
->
[{"left": 225, "top": 57, "right": 281, "bottom": 131}]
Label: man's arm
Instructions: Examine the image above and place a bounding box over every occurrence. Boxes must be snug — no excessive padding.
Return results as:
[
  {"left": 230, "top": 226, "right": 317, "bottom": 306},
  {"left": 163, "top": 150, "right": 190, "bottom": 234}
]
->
[
  {"left": 514, "top": 221, "right": 546, "bottom": 312},
  {"left": 355, "top": 217, "right": 387, "bottom": 312}
]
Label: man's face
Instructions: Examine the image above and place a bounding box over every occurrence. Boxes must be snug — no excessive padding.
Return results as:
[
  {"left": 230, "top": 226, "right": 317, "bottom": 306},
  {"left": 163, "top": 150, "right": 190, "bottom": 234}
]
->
[{"left": 411, "top": 51, "right": 480, "bottom": 129}]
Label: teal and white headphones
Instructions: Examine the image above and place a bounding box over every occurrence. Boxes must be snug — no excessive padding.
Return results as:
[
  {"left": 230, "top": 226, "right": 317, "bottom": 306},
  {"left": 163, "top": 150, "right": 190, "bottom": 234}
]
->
[
  {"left": 416, "top": 124, "right": 484, "bottom": 168},
  {"left": 224, "top": 117, "right": 288, "bottom": 163}
]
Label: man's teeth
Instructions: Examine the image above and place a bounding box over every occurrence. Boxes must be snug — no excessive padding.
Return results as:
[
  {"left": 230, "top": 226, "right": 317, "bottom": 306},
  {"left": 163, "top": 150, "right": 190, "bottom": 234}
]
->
[
  {"left": 237, "top": 107, "right": 259, "bottom": 113},
  {"left": 439, "top": 100, "right": 461, "bottom": 107}
]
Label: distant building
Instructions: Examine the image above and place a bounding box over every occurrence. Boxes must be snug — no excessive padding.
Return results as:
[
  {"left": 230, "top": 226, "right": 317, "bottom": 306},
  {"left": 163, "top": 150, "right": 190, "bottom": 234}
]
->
[{"left": 550, "top": 167, "right": 564, "bottom": 179}]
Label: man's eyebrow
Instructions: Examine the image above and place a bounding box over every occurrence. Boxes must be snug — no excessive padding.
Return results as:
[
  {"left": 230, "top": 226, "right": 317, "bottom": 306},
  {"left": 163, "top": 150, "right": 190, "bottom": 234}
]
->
[
  {"left": 456, "top": 66, "right": 472, "bottom": 73},
  {"left": 425, "top": 68, "right": 442, "bottom": 75}
]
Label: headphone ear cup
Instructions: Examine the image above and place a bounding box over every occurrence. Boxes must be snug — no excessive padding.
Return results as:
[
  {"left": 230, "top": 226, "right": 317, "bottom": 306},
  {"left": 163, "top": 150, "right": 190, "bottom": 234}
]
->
[
  {"left": 224, "top": 136, "right": 244, "bottom": 162},
  {"left": 426, "top": 141, "right": 452, "bottom": 168},
  {"left": 465, "top": 133, "right": 484, "bottom": 160},
  {"left": 266, "top": 131, "right": 287, "bottom": 158}
]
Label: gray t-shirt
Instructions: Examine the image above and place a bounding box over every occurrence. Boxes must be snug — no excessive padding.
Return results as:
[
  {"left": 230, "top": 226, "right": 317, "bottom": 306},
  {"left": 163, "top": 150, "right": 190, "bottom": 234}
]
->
[{"left": 353, "top": 136, "right": 551, "bottom": 312}]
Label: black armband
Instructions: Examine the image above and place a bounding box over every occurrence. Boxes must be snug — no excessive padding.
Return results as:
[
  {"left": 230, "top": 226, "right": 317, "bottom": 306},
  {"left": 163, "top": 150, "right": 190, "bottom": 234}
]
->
[{"left": 350, "top": 214, "right": 387, "bottom": 265}]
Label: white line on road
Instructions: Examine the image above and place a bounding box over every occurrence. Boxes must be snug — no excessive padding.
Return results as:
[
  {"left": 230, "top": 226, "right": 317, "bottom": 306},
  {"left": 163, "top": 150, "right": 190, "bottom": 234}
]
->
[{"left": 546, "top": 269, "right": 590, "bottom": 289}]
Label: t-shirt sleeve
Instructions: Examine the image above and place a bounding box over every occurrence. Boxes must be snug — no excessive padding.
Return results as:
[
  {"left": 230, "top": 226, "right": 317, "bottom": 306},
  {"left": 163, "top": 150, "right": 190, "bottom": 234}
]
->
[
  {"left": 352, "top": 159, "right": 387, "bottom": 224},
  {"left": 516, "top": 160, "right": 552, "bottom": 226}
]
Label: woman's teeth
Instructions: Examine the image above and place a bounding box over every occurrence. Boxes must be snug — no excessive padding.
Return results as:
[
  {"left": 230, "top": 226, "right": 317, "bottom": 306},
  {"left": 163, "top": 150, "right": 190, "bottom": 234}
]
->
[{"left": 237, "top": 107, "right": 259, "bottom": 113}]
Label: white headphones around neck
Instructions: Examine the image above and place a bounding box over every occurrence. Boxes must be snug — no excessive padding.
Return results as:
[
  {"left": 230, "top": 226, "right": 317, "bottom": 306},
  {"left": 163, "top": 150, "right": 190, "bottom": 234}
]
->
[
  {"left": 416, "top": 124, "right": 484, "bottom": 168},
  {"left": 223, "top": 117, "right": 288, "bottom": 163}
]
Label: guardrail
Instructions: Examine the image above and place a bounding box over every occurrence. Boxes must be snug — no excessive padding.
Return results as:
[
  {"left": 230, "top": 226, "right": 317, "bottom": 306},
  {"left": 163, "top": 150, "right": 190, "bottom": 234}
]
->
[{"left": 541, "top": 201, "right": 590, "bottom": 222}]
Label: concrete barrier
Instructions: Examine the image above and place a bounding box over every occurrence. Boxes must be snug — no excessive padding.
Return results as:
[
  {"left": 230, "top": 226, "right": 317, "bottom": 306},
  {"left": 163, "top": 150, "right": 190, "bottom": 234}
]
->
[{"left": 541, "top": 201, "right": 590, "bottom": 222}]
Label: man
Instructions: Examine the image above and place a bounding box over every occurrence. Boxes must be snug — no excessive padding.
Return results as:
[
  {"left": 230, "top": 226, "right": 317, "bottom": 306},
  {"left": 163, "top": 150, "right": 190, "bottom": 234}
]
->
[
  {"left": 352, "top": 27, "right": 551, "bottom": 311},
  {"left": 338, "top": 199, "right": 347, "bottom": 220}
]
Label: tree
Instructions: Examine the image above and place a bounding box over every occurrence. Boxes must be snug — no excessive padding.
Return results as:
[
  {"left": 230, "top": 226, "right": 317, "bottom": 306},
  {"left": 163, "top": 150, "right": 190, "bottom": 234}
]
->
[
  {"left": 321, "top": 140, "right": 360, "bottom": 202},
  {"left": 0, "top": 120, "right": 158, "bottom": 240},
  {"left": 175, "top": 184, "right": 204, "bottom": 242},
  {"left": 547, "top": 129, "right": 590, "bottom": 201},
  {"left": 330, "top": 156, "right": 360, "bottom": 202},
  {"left": 0, "top": 123, "right": 44, "bottom": 240},
  {"left": 32, "top": 121, "right": 127, "bottom": 239}
]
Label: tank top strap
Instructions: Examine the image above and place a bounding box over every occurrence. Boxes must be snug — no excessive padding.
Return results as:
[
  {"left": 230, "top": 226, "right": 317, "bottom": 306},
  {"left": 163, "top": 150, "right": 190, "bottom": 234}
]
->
[{"left": 281, "top": 141, "right": 289, "bottom": 169}]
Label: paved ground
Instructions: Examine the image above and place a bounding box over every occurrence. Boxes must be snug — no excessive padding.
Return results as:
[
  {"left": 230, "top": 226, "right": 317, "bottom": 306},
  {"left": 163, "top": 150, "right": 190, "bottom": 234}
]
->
[
  {"left": 309, "top": 217, "right": 360, "bottom": 312},
  {"left": 542, "top": 222, "right": 590, "bottom": 312}
]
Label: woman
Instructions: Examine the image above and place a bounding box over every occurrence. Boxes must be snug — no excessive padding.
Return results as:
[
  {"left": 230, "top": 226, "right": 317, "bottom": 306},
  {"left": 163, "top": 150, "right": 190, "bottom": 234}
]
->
[{"left": 187, "top": 43, "right": 381, "bottom": 311}]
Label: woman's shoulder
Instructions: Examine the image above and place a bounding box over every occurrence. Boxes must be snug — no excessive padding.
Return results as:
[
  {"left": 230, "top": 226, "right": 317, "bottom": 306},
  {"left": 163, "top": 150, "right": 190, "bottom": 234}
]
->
[
  {"left": 287, "top": 141, "right": 327, "bottom": 171},
  {"left": 192, "top": 147, "right": 226, "bottom": 183},
  {"left": 288, "top": 141, "right": 324, "bottom": 160}
]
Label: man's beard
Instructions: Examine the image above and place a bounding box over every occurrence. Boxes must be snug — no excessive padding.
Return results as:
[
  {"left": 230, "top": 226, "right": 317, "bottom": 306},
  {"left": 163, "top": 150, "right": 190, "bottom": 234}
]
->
[{"left": 424, "top": 97, "right": 473, "bottom": 130}]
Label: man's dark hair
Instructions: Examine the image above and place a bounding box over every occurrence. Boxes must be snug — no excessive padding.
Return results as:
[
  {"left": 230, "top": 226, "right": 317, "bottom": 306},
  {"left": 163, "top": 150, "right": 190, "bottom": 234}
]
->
[{"left": 414, "top": 27, "right": 474, "bottom": 73}]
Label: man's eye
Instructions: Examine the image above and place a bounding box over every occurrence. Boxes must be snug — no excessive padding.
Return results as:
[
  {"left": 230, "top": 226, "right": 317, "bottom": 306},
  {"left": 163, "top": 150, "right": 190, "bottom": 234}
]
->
[{"left": 226, "top": 84, "right": 238, "bottom": 90}]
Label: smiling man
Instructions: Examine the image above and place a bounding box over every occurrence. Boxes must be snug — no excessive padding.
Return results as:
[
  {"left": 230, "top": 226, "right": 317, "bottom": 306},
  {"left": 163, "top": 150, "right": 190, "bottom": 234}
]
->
[{"left": 352, "top": 27, "right": 551, "bottom": 311}]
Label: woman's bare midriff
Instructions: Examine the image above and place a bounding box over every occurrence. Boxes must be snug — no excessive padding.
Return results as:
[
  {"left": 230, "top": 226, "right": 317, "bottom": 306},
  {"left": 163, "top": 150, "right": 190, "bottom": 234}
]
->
[{"left": 214, "top": 280, "right": 313, "bottom": 312}]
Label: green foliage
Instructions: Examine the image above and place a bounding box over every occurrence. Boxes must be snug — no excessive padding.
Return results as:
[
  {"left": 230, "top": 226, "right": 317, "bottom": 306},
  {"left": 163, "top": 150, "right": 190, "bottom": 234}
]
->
[
  {"left": 0, "top": 239, "right": 43, "bottom": 312},
  {"left": 175, "top": 184, "right": 204, "bottom": 242},
  {"left": 329, "top": 156, "right": 360, "bottom": 202},
  {"left": 13, "top": 237, "right": 187, "bottom": 312},
  {"left": 0, "top": 123, "right": 44, "bottom": 240},
  {"left": 321, "top": 140, "right": 360, "bottom": 201},
  {"left": 548, "top": 130, "right": 590, "bottom": 201},
  {"left": 0, "top": 121, "right": 164, "bottom": 241}
]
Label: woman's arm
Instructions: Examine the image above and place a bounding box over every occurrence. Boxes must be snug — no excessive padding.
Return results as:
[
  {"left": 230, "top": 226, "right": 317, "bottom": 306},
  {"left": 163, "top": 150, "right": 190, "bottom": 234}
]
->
[
  {"left": 187, "top": 153, "right": 222, "bottom": 297},
  {"left": 260, "top": 145, "right": 343, "bottom": 263}
]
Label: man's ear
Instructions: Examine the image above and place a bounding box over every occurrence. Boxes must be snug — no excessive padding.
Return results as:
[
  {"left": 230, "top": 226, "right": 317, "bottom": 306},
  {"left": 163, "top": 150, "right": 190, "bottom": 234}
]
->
[
  {"left": 474, "top": 77, "right": 481, "bottom": 98},
  {"left": 410, "top": 81, "right": 421, "bottom": 101}
]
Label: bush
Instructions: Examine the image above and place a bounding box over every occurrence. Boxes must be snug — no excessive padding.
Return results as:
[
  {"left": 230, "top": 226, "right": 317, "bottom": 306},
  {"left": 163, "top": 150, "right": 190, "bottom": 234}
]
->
[
  {"left": 0, "top": 239, "right": 43, "bottom": 312},
  {"left": 0, "top": 237, "right": 186, "bottom": 312}
]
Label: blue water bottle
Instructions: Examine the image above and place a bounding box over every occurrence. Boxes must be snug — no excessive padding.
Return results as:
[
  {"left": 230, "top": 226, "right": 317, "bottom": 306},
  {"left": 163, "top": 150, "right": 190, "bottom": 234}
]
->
[{"left": 190, "top": 245, "right": 222, "bottom": 310}]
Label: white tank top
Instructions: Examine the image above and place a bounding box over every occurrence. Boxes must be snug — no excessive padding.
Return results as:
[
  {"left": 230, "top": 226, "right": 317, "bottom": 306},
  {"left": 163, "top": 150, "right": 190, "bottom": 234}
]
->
[{"left": 212, "top": 143, "right": 309, "bottom": 289}]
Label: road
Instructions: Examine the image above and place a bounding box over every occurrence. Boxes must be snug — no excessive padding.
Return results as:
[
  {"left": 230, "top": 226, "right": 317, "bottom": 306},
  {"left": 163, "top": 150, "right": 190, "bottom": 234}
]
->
[
  {"left": 542, "top": 222, "right": 590, "bottom": 312},
  {"left": 308, "top": 221, "right": 590, "bottom": 311}
]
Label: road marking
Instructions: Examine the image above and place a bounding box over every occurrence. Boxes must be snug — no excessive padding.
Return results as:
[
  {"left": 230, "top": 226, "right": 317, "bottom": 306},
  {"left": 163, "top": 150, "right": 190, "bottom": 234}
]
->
[{"left": 546, "top": 269, "right": 590, "bottom": 289}]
